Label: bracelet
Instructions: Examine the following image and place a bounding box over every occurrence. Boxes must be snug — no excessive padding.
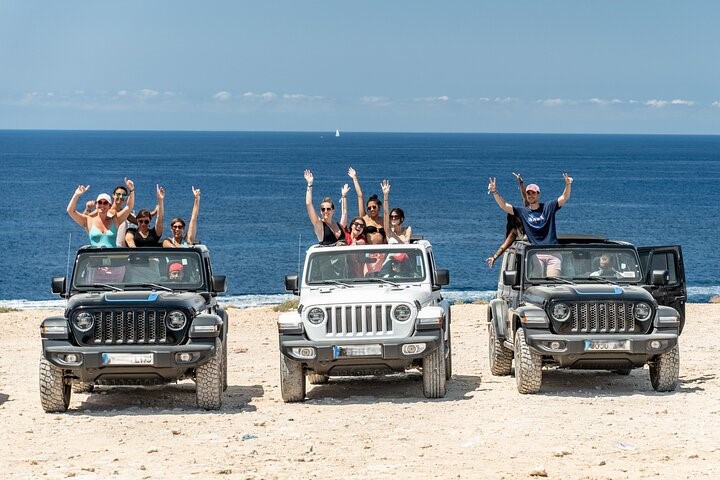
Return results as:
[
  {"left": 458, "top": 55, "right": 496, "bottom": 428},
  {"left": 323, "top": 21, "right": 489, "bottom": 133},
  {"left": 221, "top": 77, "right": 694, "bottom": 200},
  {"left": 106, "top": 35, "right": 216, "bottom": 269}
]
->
[
  {"left": 307, "top": 184, "right": 313, "bottom": 187},
  {"left": 129, "top": 189, "right": 134, "bottom": 193}
]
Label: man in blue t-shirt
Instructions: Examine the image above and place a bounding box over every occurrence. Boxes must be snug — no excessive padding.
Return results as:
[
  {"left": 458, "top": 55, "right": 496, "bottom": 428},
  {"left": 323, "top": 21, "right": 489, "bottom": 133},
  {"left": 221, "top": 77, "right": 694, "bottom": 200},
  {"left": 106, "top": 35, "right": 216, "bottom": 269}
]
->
[{"left": 488, "top": 173, "right": 573, "bottom": 276}]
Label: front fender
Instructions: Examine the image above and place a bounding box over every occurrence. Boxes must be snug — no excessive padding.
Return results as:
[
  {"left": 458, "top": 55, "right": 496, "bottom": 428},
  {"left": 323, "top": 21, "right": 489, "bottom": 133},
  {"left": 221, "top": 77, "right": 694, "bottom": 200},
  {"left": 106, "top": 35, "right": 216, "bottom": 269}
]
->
[
  {"left": 40, "top": 316, "right": 70, "bottom": 340},
  {"left": 189, "top": 313, "right": 222, "bottom": 338},
  {"left": 488, "top": 299, "right": 509, "bottom": 340},
  {"left": 515, "top": 305, "right": 549, "bottom": 328}
]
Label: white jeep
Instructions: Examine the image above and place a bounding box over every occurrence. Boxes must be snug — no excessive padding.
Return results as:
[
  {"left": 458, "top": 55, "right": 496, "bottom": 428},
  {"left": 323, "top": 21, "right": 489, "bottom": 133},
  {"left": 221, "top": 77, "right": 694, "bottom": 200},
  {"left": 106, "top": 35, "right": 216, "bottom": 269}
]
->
[{"left": 277, "top": 239, "right": 451, "bottom": 401}]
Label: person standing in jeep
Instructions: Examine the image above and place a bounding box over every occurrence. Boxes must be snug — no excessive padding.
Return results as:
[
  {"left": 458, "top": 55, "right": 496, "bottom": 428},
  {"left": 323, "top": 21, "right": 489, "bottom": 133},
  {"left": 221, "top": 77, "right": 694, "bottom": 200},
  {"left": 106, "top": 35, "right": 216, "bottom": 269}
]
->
[{"left": 488, "top": 174, "right": 573, "bottom": 276}]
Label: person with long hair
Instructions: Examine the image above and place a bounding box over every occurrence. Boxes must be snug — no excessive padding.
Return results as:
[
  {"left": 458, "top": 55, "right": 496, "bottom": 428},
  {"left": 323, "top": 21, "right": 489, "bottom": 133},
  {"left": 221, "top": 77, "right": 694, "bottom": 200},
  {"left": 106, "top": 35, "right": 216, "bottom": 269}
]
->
[
  {"left": 304, "top": 170, "right": 349, "bottom": 245},
  {"left": 381, "top": 179, "right": 412, "bottom": 244},
  {"left": 125, "top": 184, "right": 165, "bottom": 247},
  {"left": 163, "top": 186, "right": 201, "bottom": 247},
  {"left": 348, "top": 167, "right": 385, "bottom": 239}
]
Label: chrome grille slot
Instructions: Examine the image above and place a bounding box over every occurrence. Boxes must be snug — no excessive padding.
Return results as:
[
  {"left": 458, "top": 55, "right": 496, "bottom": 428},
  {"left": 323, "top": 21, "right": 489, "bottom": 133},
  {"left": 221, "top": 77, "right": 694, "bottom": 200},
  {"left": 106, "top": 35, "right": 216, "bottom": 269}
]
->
[
  {"left": 85, "top": 309, "right": 170, "bottom": 345},
  {"left": 569, "top": 302, "right": 636, "bottom": 333},
  {"left": 323, "top": 303, "right": 399, "bottom": 337}
]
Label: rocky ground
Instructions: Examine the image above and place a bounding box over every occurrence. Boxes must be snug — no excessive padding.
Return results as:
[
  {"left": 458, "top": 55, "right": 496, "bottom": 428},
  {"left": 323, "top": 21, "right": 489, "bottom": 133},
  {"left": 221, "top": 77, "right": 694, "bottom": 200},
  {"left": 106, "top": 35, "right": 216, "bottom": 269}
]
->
[{"left": 0, "top": 304, "right": 718, "bottom": 479}]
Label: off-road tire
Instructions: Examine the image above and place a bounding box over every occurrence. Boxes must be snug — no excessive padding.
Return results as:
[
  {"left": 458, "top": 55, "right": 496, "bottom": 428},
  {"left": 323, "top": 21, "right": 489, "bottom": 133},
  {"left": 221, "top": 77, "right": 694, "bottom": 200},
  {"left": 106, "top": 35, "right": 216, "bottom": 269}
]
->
[
  {"left": 307, "top": 374, "right": 329, "bottom": 385},
  {"left": 39, "top": 357, "right": 71, "bottom": 413},
  {"left": 72, "top": 381, "right": 95, "bottom": 393},
  {"left": 196, "top": 338, "right": 223, "bottom": 410},
  {"left": 514, "top": 329, "right": 542, "bottom": 394},
  {"left": 649, "top": 345, "right": 680, "bottom": 392},
  {"left": 422, "top": 338, "right": 447, "bottom": 398},
  {"left": 445, "top": 324, "right": 453, "bottom": 380},
  {"left": 488, "top": 322, "right": 513, "bottom": 376},
  {"left": 280, "top": 354, "right": 306, "bottom": 402}
]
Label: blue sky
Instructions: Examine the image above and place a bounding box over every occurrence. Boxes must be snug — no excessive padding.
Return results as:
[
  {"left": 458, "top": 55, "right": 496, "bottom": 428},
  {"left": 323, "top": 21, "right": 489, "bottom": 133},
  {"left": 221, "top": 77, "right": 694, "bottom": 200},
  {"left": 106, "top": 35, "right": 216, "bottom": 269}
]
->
[{"left": 1, "top": 1, "right": 718, "bottom": 133}]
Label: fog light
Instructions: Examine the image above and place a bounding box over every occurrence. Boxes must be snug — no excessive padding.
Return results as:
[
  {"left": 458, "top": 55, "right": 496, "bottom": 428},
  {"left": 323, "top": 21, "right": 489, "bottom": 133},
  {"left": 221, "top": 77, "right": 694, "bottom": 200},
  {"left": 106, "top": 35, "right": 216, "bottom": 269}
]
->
[
  {"left": 401, "top": 343, "right": 427, "bottom": 355},
  {"left": 550, "top": 341, "right": 562, "bottom": 350},
  {"left": 65, "top": 354, "right": 79, "bottom": 363},
  {"left": 291, "top": 347, "right": 316, "bottom": 359},
  {"left": 649, "top": 340, "right": 662, "bottom": 349},
  {"left": 178, "top": 353, "right": 193, "bottom": 362}
]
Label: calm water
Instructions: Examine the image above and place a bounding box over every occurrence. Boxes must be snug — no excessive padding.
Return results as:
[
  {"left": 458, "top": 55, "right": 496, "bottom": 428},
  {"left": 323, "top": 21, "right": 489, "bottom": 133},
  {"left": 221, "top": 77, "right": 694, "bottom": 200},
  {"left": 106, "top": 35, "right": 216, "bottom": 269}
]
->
[{"left": 1, "top": 130, "right": 718, "bottom": 307}]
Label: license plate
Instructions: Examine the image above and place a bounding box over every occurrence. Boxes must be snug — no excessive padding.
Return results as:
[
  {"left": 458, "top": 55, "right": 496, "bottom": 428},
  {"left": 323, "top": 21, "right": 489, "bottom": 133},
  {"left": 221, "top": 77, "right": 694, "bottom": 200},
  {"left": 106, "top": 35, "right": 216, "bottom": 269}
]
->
[
  {"left": 584, "top": 340, "right": 630, "bottom": 351},
  {"left": 101, "top": 353, "right": 154, "bottom": 366},
  {"left": 333, "top": 344, "right": 382, "bottom": 358}
]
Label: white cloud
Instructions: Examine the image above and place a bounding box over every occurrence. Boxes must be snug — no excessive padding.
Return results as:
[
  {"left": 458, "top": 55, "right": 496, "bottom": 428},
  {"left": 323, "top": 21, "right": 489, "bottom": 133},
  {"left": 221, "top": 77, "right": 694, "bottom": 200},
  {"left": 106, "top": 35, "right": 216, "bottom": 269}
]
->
[
  {"left": 213, "top": 91, "right": 231, "bottom": 101},
  {"left": 645, "top": 99, "right": 668, "bottom": 107},
  {"left": 494, "top": 97, "right": 520, "bottom": 104},
  {"left": 138, "top": 89, "right": 159, "bottom": 98},
  {"left": 537, "top": 98, "right": 575, "bottom": 107},
  {"left": 713, "top": 101, "right": 720, "bottom": 108},
  {"left": 670, "top": 99, "right": 695, "bottom": 106},
  {"left": 360, "top": 96, "right": 392, "bottom": 107}
]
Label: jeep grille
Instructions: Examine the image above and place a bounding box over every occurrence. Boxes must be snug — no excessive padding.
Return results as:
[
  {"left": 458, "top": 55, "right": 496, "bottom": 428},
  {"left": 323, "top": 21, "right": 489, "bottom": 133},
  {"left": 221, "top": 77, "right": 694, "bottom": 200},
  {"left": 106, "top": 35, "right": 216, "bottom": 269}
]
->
[
  {"left": 564, "top": 302, "right": 640, "bottom": 334},
  {"left": 323, "top": 304, "right": 396, "bottom": 337},
  {"left": 82, "top": 310, "right": 175, "bottom": 345}
]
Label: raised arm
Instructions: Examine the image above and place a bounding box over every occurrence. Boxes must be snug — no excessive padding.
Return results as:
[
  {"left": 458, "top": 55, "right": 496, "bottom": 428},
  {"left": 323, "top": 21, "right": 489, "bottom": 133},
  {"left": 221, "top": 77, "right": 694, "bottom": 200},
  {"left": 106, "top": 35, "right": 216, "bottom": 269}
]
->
[
  {"left": 486, "top": 230, "right": 518, "bottom": 268},
  {"left": 154, "top": 184, "right": 165, "bottom": 237},
  {"left": 381, "top": 179, "right": 391, "bottom": 237},
  {"left": 514, "top": 172, "right": 529, "bottom": 206},
  {"left": 558, "top": 173, "right": 573, "bottom": 207},
  {"left": 115, "top": 178, "right": 135, "bottom": 224},
  {"left": 488, "top": 177, "right": 514, "bottom": 214},
  {"left": 339, "top": 183, "right": 350, "bottom": 228},
  {"left": 67, "top": 185, "right": 91, "bottom": 230},
  {"left": 348, "top": 167, "right": 366, "bottom": 217},
  {"left": 304, "top": 170, "right": 324, "bottom": 241},
  {"left": 186, "top": 186, "right": 201, "bottom": 244}
]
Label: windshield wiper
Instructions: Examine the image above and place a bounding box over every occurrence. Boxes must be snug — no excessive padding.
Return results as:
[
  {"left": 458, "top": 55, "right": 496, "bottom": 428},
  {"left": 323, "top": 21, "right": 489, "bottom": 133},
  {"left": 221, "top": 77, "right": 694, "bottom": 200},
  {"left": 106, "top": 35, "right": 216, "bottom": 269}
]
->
[
  {"left": 123, "top": 283, "right": 173, "bottom": 292},
  {"left": 316, "top": 280, "right": 352, "bottom": 288},
  {"left": 532, "top": 276, "right": 575, "bottom": 285},
  {"left": 355, "top": 277, "right": 400, "bottom": 287},
  {"left": 582, "top": 276, "right": 616, "bottom": 284},
  {"left": 90, "top": 283, "right": 123, "bottom": 291}
]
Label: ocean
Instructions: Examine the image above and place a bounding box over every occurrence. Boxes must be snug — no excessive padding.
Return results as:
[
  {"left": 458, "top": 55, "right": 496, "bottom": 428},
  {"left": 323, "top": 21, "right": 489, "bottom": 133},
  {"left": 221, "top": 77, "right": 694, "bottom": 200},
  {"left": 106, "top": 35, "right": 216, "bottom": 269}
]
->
[{"left": 1, "top": 130, "right": 718, "bottom": 308}]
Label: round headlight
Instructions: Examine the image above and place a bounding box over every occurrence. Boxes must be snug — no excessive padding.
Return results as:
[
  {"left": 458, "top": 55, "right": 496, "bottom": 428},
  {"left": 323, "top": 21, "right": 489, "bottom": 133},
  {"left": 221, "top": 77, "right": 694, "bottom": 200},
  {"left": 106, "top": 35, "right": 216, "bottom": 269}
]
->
[
  {"left": 307, "top": 307, "right": 325, "bottom": 325},
  {"left": 74, "top": 311, "right": 94, "bottom": 331},
  {"left": 393, "top": 304, "right": 412, "bottom": 322},
  {"left": 634, "top": 302, "right": 652, "bottom": 321},
  {"left": 166, "top": 310, "right": 187, "bottom": 330},
  {"left": 551, "top": 303, "right": 571, "bottom": 322}
]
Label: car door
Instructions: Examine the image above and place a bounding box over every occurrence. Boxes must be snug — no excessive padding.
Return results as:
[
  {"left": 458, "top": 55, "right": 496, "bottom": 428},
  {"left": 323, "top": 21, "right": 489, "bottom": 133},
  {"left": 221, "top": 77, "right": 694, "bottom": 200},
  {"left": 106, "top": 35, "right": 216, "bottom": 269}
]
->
[{"left": 637, "top": 245, "right": 686, "bottom": 333}]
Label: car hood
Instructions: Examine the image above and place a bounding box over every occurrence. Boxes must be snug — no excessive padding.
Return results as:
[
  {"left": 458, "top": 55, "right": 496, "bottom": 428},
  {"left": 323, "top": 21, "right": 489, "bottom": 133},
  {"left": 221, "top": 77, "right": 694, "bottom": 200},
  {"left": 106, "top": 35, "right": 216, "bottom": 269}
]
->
[
  {"left": 301, "top": 283, "right": 432, "bottom": 307},
  {"left": 523, "top": 283, "right": 654, "bottom": 305},
  {"left": 65, "top": 291, "right": 209, "bottom": 314}
]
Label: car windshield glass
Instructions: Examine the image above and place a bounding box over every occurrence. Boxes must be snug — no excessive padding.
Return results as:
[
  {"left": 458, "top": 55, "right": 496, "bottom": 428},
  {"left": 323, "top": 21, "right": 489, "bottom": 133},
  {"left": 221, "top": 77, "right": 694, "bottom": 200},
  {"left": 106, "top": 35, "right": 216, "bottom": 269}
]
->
[
  {"left": 525, "top": 247, "right": 642, "bottom": 283},
  {"left": 305, "top": 248, "right": 425, "bottom": 284},
  {"left": 73, "top": 250, "right": 204, "bottom": 290}
]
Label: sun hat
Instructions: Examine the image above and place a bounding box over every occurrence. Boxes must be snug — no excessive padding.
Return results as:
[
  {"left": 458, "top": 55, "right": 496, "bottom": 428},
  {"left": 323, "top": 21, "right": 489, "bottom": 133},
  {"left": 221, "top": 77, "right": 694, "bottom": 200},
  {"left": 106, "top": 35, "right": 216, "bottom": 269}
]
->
[{"left": 525, "top": 183, "right": 540, "bottom": 193}]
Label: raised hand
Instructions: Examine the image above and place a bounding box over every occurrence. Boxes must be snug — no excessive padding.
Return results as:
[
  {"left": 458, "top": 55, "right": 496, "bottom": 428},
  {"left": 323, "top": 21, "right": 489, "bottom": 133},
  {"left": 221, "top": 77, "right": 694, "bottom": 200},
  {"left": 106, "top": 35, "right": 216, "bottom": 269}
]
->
[
  {"left": 192, "top": 186, "right": 200, "bottom": 198},
  {"left": 348, "top": 167, "right": 357, "bottom": 179},
  {"left": 513, "top": 172, "right": 523, "bottom": 184},
  {"left": 156, "top": 184, "right": 165, "bottom": 200},
  {"left": 381, "top": 179, "right": 390, "bottom": 195},
  {"left": 304, "top": 169, "right": 314, "bottom": 185},
  {"left": 487, "top": 177, "right": 497, "bottom": 194},
  {"left": 74, "top": 185, "right": 90, "bottom": 197},
  {"left": 341, "top": 183, "right": 350, "bottom": 197},
  {"left": 563, "top": 173, "right": 573, "bottom": 184},
  {"left": 124, "top": 177, "right": 135, "bottom": 191}
]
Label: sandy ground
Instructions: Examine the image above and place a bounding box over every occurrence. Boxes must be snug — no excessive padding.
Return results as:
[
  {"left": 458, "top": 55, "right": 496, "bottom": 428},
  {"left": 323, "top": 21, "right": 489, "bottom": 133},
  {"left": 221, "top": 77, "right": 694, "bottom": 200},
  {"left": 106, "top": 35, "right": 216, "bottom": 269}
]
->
[{"left": 0, "top": 304, "right": 718, "bottom": 480}]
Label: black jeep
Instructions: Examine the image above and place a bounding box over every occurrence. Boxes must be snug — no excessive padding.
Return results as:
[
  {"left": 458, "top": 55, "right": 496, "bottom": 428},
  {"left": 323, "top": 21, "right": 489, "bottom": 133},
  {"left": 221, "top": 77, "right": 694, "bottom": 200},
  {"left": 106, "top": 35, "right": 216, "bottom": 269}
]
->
[
  {"left": 39, "top": 245, "right": 228, "bottom": 412},
  {"left": 487, "top": 235, "right": 686, "bottom": 394}
]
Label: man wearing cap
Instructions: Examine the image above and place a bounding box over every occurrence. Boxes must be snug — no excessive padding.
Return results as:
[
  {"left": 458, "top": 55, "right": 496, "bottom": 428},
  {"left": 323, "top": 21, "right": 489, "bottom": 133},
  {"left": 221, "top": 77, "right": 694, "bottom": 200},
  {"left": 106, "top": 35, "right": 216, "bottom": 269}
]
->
[
  {"left": 168, "top": 262, "right": 185, "bottom": 282},
  {"left": 487, "top": 173, "right": 573, "bottom": 276}
]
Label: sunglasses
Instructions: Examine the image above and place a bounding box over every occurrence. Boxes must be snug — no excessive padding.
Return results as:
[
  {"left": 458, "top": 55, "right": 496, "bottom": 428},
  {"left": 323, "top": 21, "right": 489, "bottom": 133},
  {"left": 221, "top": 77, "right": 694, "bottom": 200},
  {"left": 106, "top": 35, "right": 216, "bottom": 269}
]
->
[
  {"left": 114, "top": 193, "right": 128, "bottom": 199},
  {"left": 526, "top": 191, "right": 539, "bottom": 195},
  {"left": 171, "top": 224, "right": 185, "bottom": 229},
  {"left": 351, "top": 222, "right": 365, "bottom": 228},
  {"left": 390, "top": 215, "right": 401, "bottom": 219},
  {"left": 320, "top": 207, "right": 333, "bottom": 212},
  {"left": 367, "top": 205, "right": 379, "bottom": 210},
  {"left": 96, "top": 200, "right": 110, "bottom": 206},
  {"left": 137, "top": 219, "right": 150, "bottom": 224}
]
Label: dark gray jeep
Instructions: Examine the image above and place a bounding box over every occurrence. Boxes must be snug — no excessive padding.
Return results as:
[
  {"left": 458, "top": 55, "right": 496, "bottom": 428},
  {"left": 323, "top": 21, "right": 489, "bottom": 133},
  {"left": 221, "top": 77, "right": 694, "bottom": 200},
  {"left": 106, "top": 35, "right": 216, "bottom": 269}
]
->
[
  {"left": 488, "top": 235, "right": 685, "bottom": 394},
  {"left": 40, "top": 245, "right": 228, "bottom": 412}
]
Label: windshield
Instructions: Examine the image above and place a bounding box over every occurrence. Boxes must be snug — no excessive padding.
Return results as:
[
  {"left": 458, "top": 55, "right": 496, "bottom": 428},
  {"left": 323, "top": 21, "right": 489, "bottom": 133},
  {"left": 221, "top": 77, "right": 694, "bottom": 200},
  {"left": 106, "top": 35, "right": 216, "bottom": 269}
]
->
[
  {"left": 73, "top": 250, "right": 204, "bottom": 290},
  {"left": 525, "top": 247, "right": 642, "bottom": 283},
  {"left": 305, "top": 248, "right": 425, "bottom": 284}
]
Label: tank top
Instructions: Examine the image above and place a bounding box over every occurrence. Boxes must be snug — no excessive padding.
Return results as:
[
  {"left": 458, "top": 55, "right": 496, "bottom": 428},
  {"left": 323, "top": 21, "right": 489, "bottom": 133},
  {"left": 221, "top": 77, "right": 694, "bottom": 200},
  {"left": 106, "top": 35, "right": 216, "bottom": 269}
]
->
[
  {"left": 126, "top": 227, "right": 162, "bottom": 247},
  {"left": 320, "top": 222, "right": 347, "bottom": 245},
  {"left": 88, "top": 222, "right": 118, "bottom": 248}
]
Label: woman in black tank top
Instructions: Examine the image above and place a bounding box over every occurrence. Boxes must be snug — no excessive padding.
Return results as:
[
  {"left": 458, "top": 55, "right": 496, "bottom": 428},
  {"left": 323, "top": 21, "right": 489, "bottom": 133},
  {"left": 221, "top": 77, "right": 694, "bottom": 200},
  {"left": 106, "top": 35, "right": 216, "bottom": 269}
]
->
[{"left": 304, "top": 169, "right": 349, "bottom": 245}]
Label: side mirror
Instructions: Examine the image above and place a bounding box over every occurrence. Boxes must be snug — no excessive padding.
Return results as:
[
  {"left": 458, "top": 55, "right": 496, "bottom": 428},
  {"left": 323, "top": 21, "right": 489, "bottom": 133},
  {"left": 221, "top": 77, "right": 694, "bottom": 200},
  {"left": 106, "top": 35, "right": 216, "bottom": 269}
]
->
[
  {"left": 285, "top": 275, "right": 299, "bottom": 295},
  {"left": 503, "top": 270, "right": 519, "bottom": 287},
  {"left": 212, "top": 275, "right": 227, "bottom": 293},
  {"left": 434, "top": 269, "right": 450, "bottom": 289},
  {"left": 51, "top": 277, "right": 67, "bottom": 297},
  {"left": 651, "top": 269, "right": 669, "bottom": 286}
]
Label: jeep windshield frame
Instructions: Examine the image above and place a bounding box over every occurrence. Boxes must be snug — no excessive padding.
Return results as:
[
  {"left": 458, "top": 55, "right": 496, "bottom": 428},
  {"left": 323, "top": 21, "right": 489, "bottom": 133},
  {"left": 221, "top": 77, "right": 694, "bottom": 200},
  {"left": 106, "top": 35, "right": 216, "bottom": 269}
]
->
[
  {"left": 72, "top": 248, "right": 206, "bottom": 292},
  {"left": 524, "top": 244, "right": 643, "bottom": 285},
  {"left": 304, "top": 247, "right": 426, "bottom": 285}
]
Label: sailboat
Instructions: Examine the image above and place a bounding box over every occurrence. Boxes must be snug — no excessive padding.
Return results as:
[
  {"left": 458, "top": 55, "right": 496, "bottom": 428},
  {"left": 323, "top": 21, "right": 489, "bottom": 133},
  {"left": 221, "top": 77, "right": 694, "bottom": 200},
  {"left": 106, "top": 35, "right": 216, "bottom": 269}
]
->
[{"left": 335, "top": 129, "right": 340, "bottom": 137}]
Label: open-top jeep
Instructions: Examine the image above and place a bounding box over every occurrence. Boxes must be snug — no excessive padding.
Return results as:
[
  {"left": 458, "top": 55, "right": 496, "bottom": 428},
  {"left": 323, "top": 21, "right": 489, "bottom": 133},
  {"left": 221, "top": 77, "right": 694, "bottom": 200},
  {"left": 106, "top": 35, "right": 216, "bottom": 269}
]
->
[
  {"left": 40, "top": 245, "right": 228, "bottom": 412},
  {"left": 278, "top": 240, "right": 451, "bottom": 401},
  {"left": 488, "top": 235, "right": 685, "bottom": 394}
]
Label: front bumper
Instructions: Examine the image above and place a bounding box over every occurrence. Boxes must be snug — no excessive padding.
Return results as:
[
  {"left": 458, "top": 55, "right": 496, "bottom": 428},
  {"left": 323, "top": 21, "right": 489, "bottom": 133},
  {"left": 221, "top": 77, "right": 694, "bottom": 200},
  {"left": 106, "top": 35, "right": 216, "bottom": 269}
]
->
[
  {"left": 279, "top": 330, "right": 443, "bottom": 373},
  {"left": 524, "top": 329, "right": 678, "bottom": 356}
]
